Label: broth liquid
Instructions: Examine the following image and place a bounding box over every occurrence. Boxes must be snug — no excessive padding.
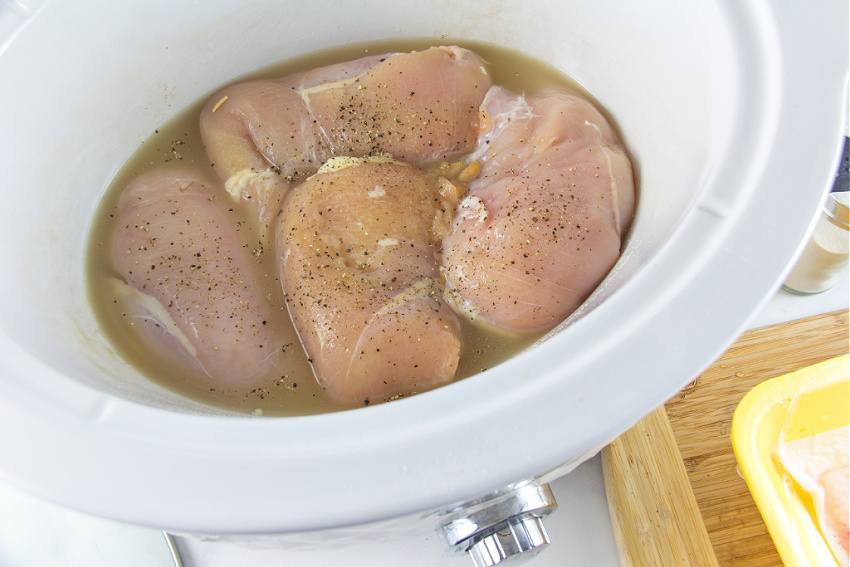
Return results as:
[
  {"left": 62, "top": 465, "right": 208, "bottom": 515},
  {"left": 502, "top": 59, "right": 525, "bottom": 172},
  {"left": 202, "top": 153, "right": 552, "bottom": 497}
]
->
[{"left": 86, "top": 39, "right": 592, "bottom": 416}]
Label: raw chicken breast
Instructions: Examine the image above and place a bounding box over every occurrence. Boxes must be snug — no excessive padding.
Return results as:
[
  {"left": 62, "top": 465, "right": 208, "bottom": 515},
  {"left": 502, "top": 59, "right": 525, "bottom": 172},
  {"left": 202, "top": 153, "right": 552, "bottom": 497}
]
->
[
  {"left": 441, "top": 86, "right": 636, "bottom": 333},
  {"left": 298, "top": 45, "right": 491, "bottom": 164},
  {"left": 199, "top": 46, "right": 491, "bottom": 233},
  {"left": 111, "top": 168, "right": 294, "bottom": 390},
  {"left": 820, "top": 465, "right": 849, "bottom": 565},
  {"left": 279, "top": 158, "right": 461, "bottom": 403},
  {"left": 778, "top": 425, "right": 850, "bottom": 566}
]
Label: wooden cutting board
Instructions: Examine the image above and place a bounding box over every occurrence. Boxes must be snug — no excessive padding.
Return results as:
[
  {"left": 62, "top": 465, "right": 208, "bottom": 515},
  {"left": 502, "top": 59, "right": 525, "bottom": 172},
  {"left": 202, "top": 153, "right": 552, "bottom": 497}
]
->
[{"left": 602, "top": 308, "right": 850, "bottom": 566}]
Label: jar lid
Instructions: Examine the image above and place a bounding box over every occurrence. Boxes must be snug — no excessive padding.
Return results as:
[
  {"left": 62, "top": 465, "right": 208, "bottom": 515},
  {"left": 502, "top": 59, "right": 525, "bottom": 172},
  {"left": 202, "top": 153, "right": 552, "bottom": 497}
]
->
[{"left": 826, "top": 191, "right": 849, "bottom": 229}]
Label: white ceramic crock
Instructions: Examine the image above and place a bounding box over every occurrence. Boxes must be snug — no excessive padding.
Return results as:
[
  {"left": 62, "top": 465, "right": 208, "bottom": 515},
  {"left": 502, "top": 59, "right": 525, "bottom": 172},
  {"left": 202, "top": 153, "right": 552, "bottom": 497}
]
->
[{"left": 0, "top": 0, "right": 846, "bottom": 541}]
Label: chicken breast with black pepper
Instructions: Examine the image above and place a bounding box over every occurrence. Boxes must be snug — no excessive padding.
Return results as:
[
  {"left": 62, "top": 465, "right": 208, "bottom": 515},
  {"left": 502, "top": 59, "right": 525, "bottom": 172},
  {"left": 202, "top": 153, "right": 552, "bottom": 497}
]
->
[
  {"left": 199, "top": 46, "right": 492, "bottom": 238},
  {"left": 278, "top": 158, "right": 462, "bottom": 403},
  {"left": 110, "top": 168, "right": 296, "bottom": 389},
  {"left": 441, "top": 86, "right": 636, "bottom": 334}
]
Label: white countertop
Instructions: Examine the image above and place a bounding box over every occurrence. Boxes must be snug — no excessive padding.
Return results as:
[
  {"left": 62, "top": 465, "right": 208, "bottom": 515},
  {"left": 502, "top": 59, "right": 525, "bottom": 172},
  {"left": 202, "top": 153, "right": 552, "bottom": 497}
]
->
[{"left": 0, "top": 273, "right": 846, "bottom": 567}]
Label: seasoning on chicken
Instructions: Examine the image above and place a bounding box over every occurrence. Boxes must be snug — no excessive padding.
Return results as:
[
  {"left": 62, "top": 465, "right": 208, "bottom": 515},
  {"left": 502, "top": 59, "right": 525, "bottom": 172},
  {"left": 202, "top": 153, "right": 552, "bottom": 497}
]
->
[
  {"left": 110, "top": 168, "right": 296, "bottom": 389},
  {"left": 199, "top": 46, "right": 492, "bottom": 239},
  {"left": 441, "top": 86, "right": 636, "bottom": 334},
  {"left": 278, "top": 158, "right": 462, "bottom": 403}
]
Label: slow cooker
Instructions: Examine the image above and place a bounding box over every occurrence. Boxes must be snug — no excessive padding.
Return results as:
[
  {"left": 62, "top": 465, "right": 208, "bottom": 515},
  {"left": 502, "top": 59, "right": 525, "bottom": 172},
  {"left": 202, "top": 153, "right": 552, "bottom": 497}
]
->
[{"left": 0, "top": 0, "right": 846, "bottom": 564}]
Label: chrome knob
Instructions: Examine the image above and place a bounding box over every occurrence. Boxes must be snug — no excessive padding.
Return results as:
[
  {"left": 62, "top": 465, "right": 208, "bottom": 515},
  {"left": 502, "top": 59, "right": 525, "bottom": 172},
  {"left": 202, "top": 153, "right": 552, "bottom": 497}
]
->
[
  {"left": 468, "top": 514, "right": 551, "bottom": 566},
  {"left": 439, "top": 482, "right": 557, "bottom": 566}
]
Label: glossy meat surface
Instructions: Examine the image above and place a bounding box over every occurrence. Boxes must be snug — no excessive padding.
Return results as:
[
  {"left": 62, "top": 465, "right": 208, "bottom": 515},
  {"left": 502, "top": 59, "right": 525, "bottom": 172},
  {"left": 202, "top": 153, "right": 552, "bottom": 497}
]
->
[
  {"left": 441, "top": 86, "right": 636, "bottom": 333},
  {"left": 199, "top": 46, "right": 491, "bottom": 230},
  {"left": 201, "top": 46, "right": 490, "bottom": 178},
  {"left": 101, "top": 47, "right": 638, "bottom": 408},
  {"left": 279, "top": 159, "right": 461, "bottom": 403},
  {"left": 110, "top": 169, "right": 293, "bottom": 389}
]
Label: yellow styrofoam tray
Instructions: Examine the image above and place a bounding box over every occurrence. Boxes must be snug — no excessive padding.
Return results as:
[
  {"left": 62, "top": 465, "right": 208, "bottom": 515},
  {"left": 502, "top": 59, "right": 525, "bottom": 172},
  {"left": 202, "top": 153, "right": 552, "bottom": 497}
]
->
[{"left": 731, "top": 354, "right": 849, "bottom": 567}]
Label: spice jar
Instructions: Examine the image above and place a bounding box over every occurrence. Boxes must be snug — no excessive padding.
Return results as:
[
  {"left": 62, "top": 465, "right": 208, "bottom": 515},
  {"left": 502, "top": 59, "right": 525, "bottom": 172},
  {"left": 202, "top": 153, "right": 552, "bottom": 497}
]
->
[{"left": 782, "top": 191, "right": 849, "bottom": 294}]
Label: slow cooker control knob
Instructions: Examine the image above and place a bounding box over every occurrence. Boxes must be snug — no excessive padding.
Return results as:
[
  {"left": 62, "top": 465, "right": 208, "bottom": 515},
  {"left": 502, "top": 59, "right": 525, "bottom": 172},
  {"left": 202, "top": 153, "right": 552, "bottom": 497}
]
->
[
  {"left": 467, "top": 513, "right": 550, "bottom": 566},
  {"left": 438, "top": 482, "right": 557, "bottom": 566}
]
